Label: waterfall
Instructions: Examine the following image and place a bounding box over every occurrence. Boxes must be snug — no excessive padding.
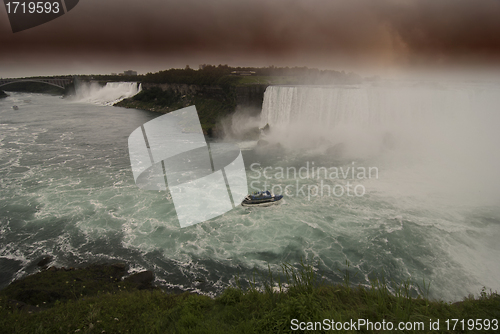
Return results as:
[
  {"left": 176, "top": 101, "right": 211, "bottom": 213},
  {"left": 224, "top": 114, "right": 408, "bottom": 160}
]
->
[
  {"left": 260, "top": 83, "right": 500, "bottom": 154},
  {"left": 75, "top": 81, "right": 142, "bottom": 106},
  {"left": 260, "top": 83, "right": 495, "bottom": 129},
  {"left": 258, "top": 83, "right": 500, "bottom": 199}
]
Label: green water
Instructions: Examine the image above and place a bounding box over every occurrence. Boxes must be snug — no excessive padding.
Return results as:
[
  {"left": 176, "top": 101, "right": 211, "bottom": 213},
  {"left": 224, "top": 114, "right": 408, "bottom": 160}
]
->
[{"left": 0, "top": 89, "right": 499, "bottom": 301}]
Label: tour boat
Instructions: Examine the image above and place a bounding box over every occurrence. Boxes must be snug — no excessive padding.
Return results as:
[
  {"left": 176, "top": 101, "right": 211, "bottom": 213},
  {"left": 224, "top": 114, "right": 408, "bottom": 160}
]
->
[{"left": 241, "top": 190, "right": 283, "bottom": 207}]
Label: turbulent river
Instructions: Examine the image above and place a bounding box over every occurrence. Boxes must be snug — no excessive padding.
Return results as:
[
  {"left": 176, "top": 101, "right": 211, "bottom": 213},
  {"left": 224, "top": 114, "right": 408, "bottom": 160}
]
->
[{"left": 1, "top": 81, "right": 499, "bottom": 301}]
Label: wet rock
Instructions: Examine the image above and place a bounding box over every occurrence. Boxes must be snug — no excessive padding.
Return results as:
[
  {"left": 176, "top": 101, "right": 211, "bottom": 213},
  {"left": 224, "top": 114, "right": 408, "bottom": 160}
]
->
[
  {"left": 110, "top": 263, "right": 127, "bottom": 279},
  {"left": 37, "top": 256, "right": 52, "bottom": 267},
  {"left": 111, "top": 263, "right": 126, "bottom": 270},
  {"left": 260, "top": 123, "right": 270, "bottom": 135},
  {"left": 124, "top": 271, "right": 154, "bottom": 289}
]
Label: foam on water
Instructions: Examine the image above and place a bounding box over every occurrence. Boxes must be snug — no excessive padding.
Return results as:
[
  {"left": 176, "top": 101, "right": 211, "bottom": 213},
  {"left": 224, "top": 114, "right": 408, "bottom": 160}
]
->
[
  {"left": 256, "top": 82, "right": 500, "bottom": 300},
  {"left": 0, "top": 89, "right": 499, "bottom": 301}
]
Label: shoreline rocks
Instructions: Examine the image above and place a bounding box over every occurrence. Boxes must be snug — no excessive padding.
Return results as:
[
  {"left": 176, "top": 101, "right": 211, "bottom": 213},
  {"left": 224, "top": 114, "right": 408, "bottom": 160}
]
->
[{"left": 0, "top": 263, "right": 158, "bottom": 309}]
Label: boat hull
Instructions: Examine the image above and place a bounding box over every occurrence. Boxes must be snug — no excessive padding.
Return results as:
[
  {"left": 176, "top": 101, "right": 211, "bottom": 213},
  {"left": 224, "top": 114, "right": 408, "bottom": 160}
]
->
[{"left": 241, "top": 195, "right": 284, "bottom": 207}]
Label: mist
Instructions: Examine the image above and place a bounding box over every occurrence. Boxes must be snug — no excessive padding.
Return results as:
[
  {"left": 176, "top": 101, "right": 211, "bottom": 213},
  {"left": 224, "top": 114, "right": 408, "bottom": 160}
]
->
[
  {"left": 73, "top": 81, "right": 142, "bottom": 106},
  {"left": 238, "top": 77, "right": 500, "bottom": 209},
  {"left": 218, "top": 106, "right": 262, "bottom": 141}
]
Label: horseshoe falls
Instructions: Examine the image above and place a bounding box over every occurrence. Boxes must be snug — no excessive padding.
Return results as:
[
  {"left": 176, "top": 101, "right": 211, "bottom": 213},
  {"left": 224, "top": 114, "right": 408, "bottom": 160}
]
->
[
  {"left": 0, "top": 80, "right": 499, "bottom": 302},
  {"left": 257, "top": 83, "right": 500, "bottom": 300}
]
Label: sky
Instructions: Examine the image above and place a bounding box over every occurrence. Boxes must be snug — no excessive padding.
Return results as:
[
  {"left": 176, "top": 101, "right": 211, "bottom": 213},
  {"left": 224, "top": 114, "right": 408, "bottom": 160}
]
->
[{"left": 1, "top": 0, "right": 500, "bottom": 78}]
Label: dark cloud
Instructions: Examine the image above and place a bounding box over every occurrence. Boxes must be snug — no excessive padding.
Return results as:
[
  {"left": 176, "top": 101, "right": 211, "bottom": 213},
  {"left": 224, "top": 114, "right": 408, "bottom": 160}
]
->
[
  {"left": 1, "top": 0, "right": 500, "bottom": 76},
  {"left": 374, "top": 0, "right": 500, "bottom": 65}
]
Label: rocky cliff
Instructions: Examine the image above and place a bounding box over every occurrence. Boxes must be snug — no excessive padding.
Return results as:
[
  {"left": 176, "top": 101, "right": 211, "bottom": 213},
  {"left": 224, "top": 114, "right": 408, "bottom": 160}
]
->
[
  {"left": 115, "top": 83, "right": 268, "bottom": 137},
  {"left": 140, "top": 82, "right": 267, "bottom": 108}
]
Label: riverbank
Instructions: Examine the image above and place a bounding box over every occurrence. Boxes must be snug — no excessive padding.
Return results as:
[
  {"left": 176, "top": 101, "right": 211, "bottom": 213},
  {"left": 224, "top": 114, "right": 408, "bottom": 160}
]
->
[
  {"left": 114, "top": 83, "right": 265, "bottom": 137},
  {"left": 1, "top": 262, "right": 498, "bottom": 333},
  {"left": 0, "top": 90, "right": 7, "bottom": 98},
  {"left": 114, "top": 89, "right": 234, "bottom": 137}
]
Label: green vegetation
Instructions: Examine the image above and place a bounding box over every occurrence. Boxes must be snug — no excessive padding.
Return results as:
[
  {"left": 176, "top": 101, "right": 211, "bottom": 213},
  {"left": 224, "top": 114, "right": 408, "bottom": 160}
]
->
[
  {"left": 2, "top": 66, "right": 361, "bottom": 137},
  {"left": 142, "top": 65, "right": 361, "bottom": 86},
  {"left": 78, "top": 74, "right": 143, "bottom": 83},
  {"left": 1, "top": 261, "right": 498, "bottom": 333},
  {"left": 193, "top": 95, "right": 236, "bottom": 136},
  {"left": 88, "top": 64, "right": 361, "bottom": 87},
  {"left": 114, "top": 65, "right": 363, "bottom": 137},
  {"left": 55, "top": 65, "right": 361, "bottom": 89},
  {"left": 132, "top": 87, "right": 181, "bottom": 107},
  {"left": 115, "top": 85, "right": 237, "bottom": 136},
  {"left": 2, "top": 65, "right": 361, "bottom": 96},
  {"left": 114, "top": 66, "right": 245, "bottom": 136},
  {"left": 143, "top": 66, "right": 238, "bottom": 87},
  {"left": 0, "top": 264, "right": 152, "bottom": 309}
]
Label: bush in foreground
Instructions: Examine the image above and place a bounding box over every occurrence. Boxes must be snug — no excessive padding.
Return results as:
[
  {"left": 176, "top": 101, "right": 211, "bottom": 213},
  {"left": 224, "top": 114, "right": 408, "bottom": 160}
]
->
[{"left": 1, "top": 262, "right": 498, "bottom": 333}]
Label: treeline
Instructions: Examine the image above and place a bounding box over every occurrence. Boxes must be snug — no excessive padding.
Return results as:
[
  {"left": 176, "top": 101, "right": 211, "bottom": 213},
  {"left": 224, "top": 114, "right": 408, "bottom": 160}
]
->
[
  {"left": 78, "top": 74, "right": 143, "bottom": 83},
  {"left": 143, "top": 65, "right": 239, "bottom": 87},
  {"left": 3, "top": 65, "right": 361, "bottom": 89},
  {"left": 249, "top": 65, "right": 360, "bottom": 82},
  {"left": 142, "top": 65, "right": 361, "bottom": 85},
  {"left": 127, "top": 85, "right": 236, "bottom": 136},
  {"left": 132, "top": 86, "right": 181, "bottom": 107}
]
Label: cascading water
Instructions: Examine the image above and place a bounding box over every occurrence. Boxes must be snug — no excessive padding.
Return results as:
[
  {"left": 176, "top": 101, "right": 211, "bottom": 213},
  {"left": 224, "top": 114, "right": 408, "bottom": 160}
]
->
[
  {"left": 75, "top": 81, "right": 142, "bottom": 106},
  {"left": 260, "top": 83, "right": 500, "bottom": 162},
  {"left": 260, "top": 83, "right": 488, "bottom": 129},
  {"left": 1, "top": 82, "right": 499, "bottom": 302},
  {"left": 256, "top": 82, "right": 500, "bottom": 299}
]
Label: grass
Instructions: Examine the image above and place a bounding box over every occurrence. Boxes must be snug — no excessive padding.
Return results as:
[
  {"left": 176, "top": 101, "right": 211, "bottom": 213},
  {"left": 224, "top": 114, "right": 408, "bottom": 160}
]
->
[
  {"left": 1, "top": 261, "right": 499, "bottom": 333},
  {"left": 0, "top": 264, "right": 145, "bottom": 308}
]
